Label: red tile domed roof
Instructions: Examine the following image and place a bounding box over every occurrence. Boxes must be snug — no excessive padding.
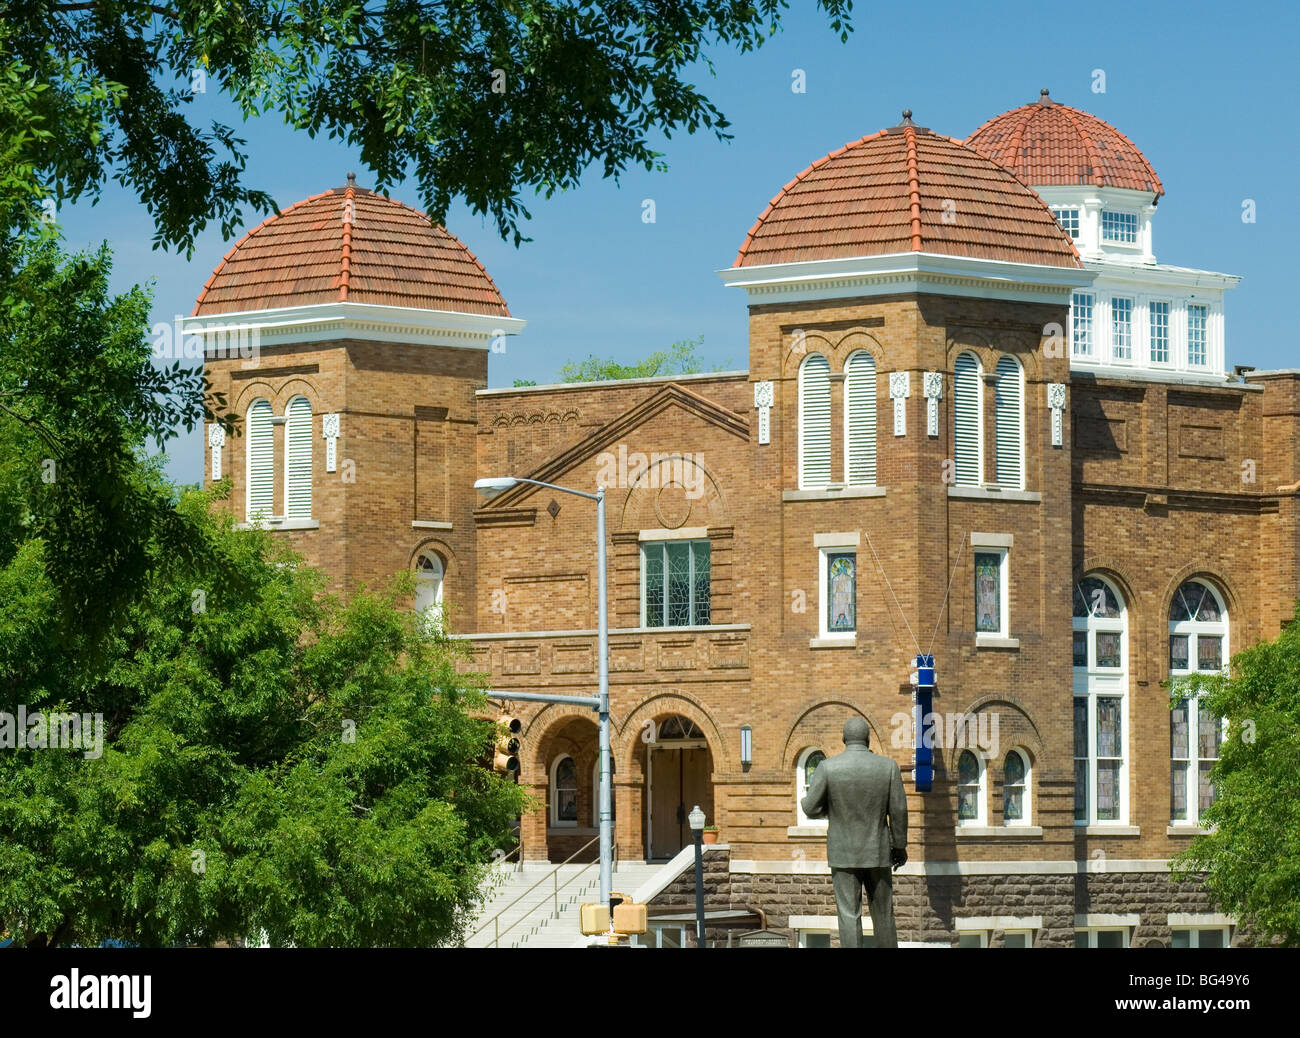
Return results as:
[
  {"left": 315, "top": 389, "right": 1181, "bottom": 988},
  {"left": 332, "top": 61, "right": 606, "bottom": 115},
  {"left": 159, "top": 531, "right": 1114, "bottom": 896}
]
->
[
  {"left": 965, "top": 90, "right": 1163, "bottom": 197},
  {"left": 734, "top": 113, "right": 1081, "bottom": 269},
  {"left": 193, "top": 176, "right": 510, "bottom": 317}
]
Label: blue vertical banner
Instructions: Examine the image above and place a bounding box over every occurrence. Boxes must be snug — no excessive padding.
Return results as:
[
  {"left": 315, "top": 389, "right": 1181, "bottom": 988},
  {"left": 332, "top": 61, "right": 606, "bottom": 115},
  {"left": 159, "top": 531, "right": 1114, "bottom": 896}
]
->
[{"left": 911, "top": 654, "right": 935, "bottom": 792}]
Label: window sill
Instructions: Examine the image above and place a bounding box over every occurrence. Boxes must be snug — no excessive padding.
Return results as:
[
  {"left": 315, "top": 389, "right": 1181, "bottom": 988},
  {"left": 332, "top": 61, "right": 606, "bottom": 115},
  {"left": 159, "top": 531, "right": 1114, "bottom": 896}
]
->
[
  {"left": 1077, "top": 824, "right": 1140, "bottom": 836},
  {"left": 947, "top": 486, "right": 1041, "bottom": 503},
  {"left": 1167, "top": 824, "right": 1216, "bottom": 836},
  {"left": 787, "top": 825, "right": 828, "bottom": 837},
  {"left": 237, "top": 518, "right": 320, "bottom": 531},
  {"left": 783, "top": 486, "right": 887, "bottom": 502},
  {"left": 957, "top": 826, "right": 1043, "bottom": 838},
  {"left": 975, "top": 635, "right": 1019, "bottom": 650},
  {"left": 810, "top": 636, "right": 856, "bottom": 649}
]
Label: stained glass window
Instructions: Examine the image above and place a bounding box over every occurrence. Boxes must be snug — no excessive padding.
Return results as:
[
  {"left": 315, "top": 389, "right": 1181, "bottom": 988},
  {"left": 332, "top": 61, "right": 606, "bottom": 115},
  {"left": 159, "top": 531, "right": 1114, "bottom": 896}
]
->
[
  {"left": 643, "top": 540, "right": 710, "bottom": 628},
  {"left": 957, "top": 750, "right": 981, "bottom": 821},
  {"left": 1004, "top": 751, "right": 1026, "bottom": 823},
  {"left": 1095, "top": 632, "right": 1121, "bottom": 668},
  {"left": 974, "top": 552, "right": 1002, "bottom": 634},
  {"left": 1073, "top": 631, "right": 1088, "bottom": 667},
  {"left": 1169, "top": 634, "right": 1189, "bottom": 671},
  {"left": 826, "top": 552, "right": 856, "bottom": 633},
  {"left": 1197, "top": 635, "right": 1222, "bottom": 671},
  {"left": 1170, "top": 698, "right": 1190, "bottom": 821},
  {"left": 1096, "top": 697, "right": 1122, "bottom": 820},
  {"left": 805, "top": 751, "right": 825, "bottom": 787}
]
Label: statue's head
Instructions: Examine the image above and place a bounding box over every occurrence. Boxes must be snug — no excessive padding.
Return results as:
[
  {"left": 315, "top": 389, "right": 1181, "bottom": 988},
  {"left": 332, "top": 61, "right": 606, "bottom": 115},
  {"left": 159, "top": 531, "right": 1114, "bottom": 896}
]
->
[{"left": 843, "top": 717, "right": 870, "bottom": 748}]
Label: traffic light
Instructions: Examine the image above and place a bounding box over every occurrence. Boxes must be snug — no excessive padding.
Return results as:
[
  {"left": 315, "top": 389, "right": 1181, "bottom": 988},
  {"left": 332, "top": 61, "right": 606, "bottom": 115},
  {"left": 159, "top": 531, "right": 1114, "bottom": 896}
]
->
[{"left": 494, "top": 714, "right": 522, "bottom": 775}]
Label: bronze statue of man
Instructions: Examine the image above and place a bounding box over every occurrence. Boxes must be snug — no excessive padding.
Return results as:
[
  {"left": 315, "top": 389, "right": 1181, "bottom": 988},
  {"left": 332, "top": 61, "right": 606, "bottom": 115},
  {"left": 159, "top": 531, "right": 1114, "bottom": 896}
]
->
[{"left": 800, "top": 717, "right": 908, "bottom": 947}]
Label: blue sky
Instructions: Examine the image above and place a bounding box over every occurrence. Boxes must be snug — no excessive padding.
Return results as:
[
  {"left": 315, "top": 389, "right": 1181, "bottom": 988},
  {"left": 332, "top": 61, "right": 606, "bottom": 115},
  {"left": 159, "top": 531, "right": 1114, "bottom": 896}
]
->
[{"left": 53, "top": 0, "right": 1300, "bottom": 486}]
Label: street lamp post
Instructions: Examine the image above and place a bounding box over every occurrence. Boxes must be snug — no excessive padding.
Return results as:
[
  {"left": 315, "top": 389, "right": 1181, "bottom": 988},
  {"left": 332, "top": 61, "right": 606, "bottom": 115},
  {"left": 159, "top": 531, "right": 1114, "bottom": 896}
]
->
[
  {"left": 688, "top": 804, "right": 706, "bottom": 948},
  {"left": 474, "top": 476, "right": 613, "bottom": 909}
]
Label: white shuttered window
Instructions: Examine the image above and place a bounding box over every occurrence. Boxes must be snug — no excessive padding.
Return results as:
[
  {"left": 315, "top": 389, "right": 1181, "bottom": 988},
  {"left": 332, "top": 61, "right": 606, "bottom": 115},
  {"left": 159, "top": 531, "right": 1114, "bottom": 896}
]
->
[
  {"left": 799, "top": 353, "right": 831, "bottom": 489},
  {"left": 844, "top": 351, "right": 877, "bottom": 486},
  {"left": 994, "top": 356, "right": 1024, "bottom": 489},
  {"left": 953, "top": 352, "right": 982, "bottom": 487},
  {"left": 285, "top": 395, "right": 313, "bottom": 519},
  {"left": 246, "top": 399, "right": 274, "bottom": 520}
]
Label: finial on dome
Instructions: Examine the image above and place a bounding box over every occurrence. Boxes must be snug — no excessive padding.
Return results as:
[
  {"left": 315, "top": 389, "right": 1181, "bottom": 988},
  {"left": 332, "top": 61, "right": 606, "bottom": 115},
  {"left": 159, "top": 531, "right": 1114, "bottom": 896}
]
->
[
  {"left": 1038, "top": 88, "right": 1053, "bottom": 105},
  {"left": 346, "top": 171, "right": 357, "bottom": 186},
  {"left": 901, "top": 108, "right": 914, "bottom": 124}
]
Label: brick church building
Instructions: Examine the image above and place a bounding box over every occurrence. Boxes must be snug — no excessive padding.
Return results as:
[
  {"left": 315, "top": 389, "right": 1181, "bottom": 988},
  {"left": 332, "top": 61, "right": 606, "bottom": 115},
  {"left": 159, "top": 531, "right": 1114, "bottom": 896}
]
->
[{"left": 194, "top": 92, "right": 1300, "bottom": 947}]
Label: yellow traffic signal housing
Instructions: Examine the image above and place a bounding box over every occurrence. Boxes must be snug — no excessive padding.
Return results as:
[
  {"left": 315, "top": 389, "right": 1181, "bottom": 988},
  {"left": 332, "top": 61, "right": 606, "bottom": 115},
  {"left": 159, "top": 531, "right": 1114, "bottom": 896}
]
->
[
  {"left": 493, "top": 714, "right": 522, "bottom": 774},
  {"left": 579, "top": 903, "right": 609, "bottom": 935}
]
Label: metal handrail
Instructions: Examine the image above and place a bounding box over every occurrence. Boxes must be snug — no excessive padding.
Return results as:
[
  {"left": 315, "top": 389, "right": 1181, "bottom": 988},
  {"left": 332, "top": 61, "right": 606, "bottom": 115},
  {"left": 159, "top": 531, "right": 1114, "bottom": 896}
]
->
[{"left": 471, "top": 835, "right": 601, "bottom": 948}]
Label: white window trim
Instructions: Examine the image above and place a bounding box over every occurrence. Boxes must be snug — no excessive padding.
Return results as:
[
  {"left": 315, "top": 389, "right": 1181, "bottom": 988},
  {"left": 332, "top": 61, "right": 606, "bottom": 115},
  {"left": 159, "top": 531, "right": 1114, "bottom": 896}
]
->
[
  {"left": 245, "top": 398, "right": 276, "bottom": 522},
  {"left": 283, "top": 394, "right": 313, "bottom": 521},
  {"left": 1170, "top": 926, "right": 1231, "bottom": 949},
  {"left": 795, "top": 747, "right": 829, "bottom": 827},
  {"left": 817, "top": 544, "right": 858, "bottom": 640},
  {"left": 1168, "top": 581, "right": 1229, "bottom": 826},
  {"left": 1109, "top": 296, "right": 1134, "bottom": 364},
  {"left": 1072, "top": 291, "right": 1095, "bottom": 359},
  {"left": 1074, "top": 927, "right": 1133, "bottom": 948},
  {"left": 993, "top": 356, "right": 1025, "bottom": 490},
  {"left": 956, "top": 748, "right": 987, "bottom": 828},
  {"left": 1073, "top": 574, "right": 1130, "bottom": 827},
  {"left": 1100, "top": 208, "right": 1141, "bottom": 247},
  {"left": 952, "top": 351, "right": 984, "bottom": 486},
  {"left": 414, "top": 551, "right": 444, "bottom": 632},
  {"left": 1002, "top": 747, "right": 1032, "bottom": 827},
  {"left": 549, "top": 755, "right": 578, "bottom": 829},
  {"left": 843, "top": 349, "right": 878, "bottom": 487},
  {"left": 1147, "top": 298, "right": 1173, "bottom": 367},
  {"left": 973, "top": 546, "right": 1010, "bottom": 643}
]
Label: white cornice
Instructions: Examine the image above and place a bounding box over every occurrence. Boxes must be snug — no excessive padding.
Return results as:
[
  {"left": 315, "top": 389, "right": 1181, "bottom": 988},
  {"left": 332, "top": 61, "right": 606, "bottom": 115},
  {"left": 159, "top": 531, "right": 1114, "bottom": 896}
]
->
[
  {"left": 181, "top": 301, "right": 525, "bottom": 350},
  {"left": 718, "top": 251, "right": 1094, "bottom": 306},
  {"left": 1082, "top": 260, "right": 1240, "bottom": 290}
]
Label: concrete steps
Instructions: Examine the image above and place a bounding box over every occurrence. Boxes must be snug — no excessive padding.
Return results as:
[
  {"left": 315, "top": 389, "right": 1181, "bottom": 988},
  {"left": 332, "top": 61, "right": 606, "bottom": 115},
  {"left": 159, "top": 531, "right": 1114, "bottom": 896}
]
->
[{"left": 465, "top": 861, "right": 665, "bottom": 948}]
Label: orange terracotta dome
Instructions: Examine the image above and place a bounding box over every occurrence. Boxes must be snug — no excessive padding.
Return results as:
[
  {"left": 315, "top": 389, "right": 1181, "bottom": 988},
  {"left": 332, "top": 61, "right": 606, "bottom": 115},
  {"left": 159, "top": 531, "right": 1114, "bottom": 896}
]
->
[
  {"left": 193, "top": 174, "right": 510, "bottom": 317},
  {"left": 734, "top": 112, "right": 1080, "bottom": 270},
  {"left": 965, "top": 90, "right": 1163, "bottom": 197}
]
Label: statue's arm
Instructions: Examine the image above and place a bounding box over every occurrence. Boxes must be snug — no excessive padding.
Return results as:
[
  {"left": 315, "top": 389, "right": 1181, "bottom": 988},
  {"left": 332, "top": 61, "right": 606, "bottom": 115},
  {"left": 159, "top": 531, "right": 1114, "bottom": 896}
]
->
[
  {"left": 888, "top": 763, "right": 908, "bottom": 848},
  {"left": 801, "top": 765, "right": 829, "bottom": 819}
]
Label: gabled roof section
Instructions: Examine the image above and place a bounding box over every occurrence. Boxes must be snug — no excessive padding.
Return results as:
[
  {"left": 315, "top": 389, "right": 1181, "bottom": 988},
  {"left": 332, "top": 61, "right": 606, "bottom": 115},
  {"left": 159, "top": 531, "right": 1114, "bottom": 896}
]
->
[{"left": 477, "top": 382, "right": 749, "bottom": 511}]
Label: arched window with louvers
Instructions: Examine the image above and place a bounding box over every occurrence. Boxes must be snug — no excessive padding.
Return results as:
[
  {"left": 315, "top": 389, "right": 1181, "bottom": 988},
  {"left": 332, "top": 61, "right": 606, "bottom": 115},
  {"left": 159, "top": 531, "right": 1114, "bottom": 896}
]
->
[
  {"left": 843, "top": 350, "right": 877, "bottom": 486},
  {"left": 284, "top": 395, "right": 313, "bottom": 520},
  {"left": 798, "top": 353, "right": 831, "bottom": 489},
  {"left": 952, "top": 352, "right": 983, "bottom": 487},
  {"left": 994, "top": 356, "right": 1025, "bottom": 489},
  {"left": 245, "top": 398, "right": 274, "bottom": 521}
]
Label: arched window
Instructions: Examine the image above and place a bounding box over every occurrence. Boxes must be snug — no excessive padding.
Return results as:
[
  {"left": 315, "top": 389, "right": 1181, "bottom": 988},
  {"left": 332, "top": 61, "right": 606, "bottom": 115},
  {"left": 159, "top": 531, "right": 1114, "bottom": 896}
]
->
[
  {"left": 415, "top": 551, "right": 444, "bottom": 630},
  {"left": 1002, "top": 749, "right": 1031, "bottom": 826},
  {"left": 795, "top": 747, "right": 828, "bottom": 826},
  {"left": 994, "top": 356, "right": 1024, "bottom": 489},
  {"left": 1169, "top": 579, "right": 1228, "bottom": 824},
  {"left": 284, "top": 395, "right": 313, "bottom": 520},
  {"left": 956, "top": 749, "right": 985, "bottom": 826},
  {"left": 551, "top": 756, "right": 578, "bottom": 828},
  {"left": 798, "top": 353, "right": 831, "bottom": 489},
  {"left": 1072, "top": 574, "right": 1128, "bottom": 825},
  {"left": 246, "top": 398, "right": 274, "bottom": 520},
  {"left": 843, "top": 351, "right": 877, "bottom": 486},
  {"left": 953, "top": 352, "right": 983, "bottom": 486}
]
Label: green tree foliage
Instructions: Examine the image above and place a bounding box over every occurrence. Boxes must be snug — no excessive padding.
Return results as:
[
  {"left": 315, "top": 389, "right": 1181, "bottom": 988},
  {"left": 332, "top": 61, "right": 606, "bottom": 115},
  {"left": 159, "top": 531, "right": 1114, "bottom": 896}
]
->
[
  {"left": 0, "top": 235, "right": 528, "bottom": 946},
  {"left": 558, "top": 335, "right": 726, "bottom": 383},
  {"left": 1171, "top": 603, "right": 1300, "bottom": 946},
  {"left": 1, "top": 0, "right": 853, "bottom": 250}
]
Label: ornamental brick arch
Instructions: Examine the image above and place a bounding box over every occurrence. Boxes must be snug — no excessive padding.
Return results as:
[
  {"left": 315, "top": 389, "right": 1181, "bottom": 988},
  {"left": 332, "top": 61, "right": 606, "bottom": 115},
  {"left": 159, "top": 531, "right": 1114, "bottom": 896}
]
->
[
  {"left": 231, "top": 378, "right": 281, "bottom": 415},
  {"left": 614, "top": 451, "right": 729, "bottom": 532},
  {"left": 619, "top": 692, "right": 728, "bottom": 772},
  {"left": 828, "top": 328, "right": 886, "bottom": 373},
  {"left": 272, "top": 376, "right": 322, "bottom": 412},
  {"left": 780, "top": 699, "right": 887, "bottom": 769},
  {"left": 1158, "top": 566, "right": 1239, "bottom": 622},
  {"left": 517, "top": 704, "right": 612, "bottom": 863},
  {"left": 782, "top": 329, "right": 834, "bottom": 377},
  {"left": 941, "top": 696, "right": 1045, "bottom": 774}
]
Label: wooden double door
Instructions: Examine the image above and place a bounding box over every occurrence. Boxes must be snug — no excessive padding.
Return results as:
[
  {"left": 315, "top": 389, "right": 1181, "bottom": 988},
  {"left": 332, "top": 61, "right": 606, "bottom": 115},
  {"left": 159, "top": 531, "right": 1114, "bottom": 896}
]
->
[{"left": 647, "top": 742, "right": 711, "bottom": 860}]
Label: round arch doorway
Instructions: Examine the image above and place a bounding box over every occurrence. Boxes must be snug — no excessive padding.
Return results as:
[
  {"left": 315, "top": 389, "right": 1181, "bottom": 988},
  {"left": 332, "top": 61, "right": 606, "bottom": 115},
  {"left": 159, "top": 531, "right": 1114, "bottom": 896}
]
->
[{"left": 643, "top": 714, "right": 715, "bottom": 861}]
